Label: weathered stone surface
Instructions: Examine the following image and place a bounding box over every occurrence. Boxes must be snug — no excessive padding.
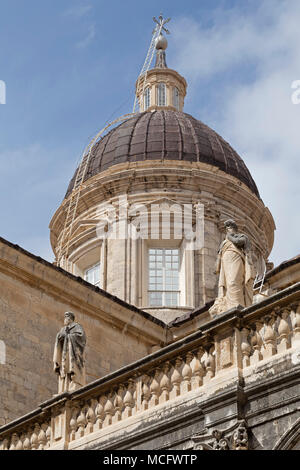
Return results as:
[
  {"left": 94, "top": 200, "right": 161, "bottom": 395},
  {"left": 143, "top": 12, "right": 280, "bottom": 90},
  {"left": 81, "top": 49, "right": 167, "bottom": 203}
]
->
[
  {"left": 1, "top": 287, "right": 300, "bottom": 450},
  {"left": 0, "top": 238, "right": 167, "bottom": 425}
]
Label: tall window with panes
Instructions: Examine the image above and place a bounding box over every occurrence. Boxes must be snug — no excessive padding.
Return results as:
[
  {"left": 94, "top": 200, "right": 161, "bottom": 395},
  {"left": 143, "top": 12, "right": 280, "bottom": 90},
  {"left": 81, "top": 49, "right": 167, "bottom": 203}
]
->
[
  {"left": 148, "top": 249, "right": 180, "bottom": 307},
  {"left": 144, "top": 87, "right": 151, "bottom": 110},
  {"left": 157, "top": 83, "right": 167, "bottom": 106},
  {"left": 84, "top": 263, "right": 101, "bottom": 288}
]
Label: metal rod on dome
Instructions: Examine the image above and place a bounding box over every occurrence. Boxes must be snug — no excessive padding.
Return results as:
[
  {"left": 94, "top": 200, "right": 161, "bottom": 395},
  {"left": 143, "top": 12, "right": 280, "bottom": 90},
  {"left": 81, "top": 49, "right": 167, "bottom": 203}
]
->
[{"left": 133, "top": 15, "right": 171, "bottom": 113}]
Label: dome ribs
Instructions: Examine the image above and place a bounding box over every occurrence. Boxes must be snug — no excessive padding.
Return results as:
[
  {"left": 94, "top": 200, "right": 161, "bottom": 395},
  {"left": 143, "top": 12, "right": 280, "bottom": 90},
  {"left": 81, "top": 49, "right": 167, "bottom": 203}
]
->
[
  {"left": 146, "top": 110, "right": 164, "bottom": 160},
  {"left": 130, "top": 112, "right": 151, "bottom": 162},
  {"left": 184, "top": 114, "right": 200, "bottom": 162},
  {"left": 127, "top": 112, "right": 146, "bottom": 163},
  {"left": 142, "top": 111, "right": 155, "bottom": 161},
  {"left": 204, "top": 126, "right": 227, "bottom": 174},
  {"left": 161, "top": 110, "right": 166, "bottom": 160},
  {"left": 164, "top": 111, "right": 181, "bottom": 160},
  {"left": 172, "top": 111, "right": 184, "bottom": 160},
  {"left": 190, "top": 118, "right": 214, "bottom": 165},
  {"left": 113, "top": 114, "right": 143, "bottom": 167},
  {"left": 97, "top": 131, "right": 112, "bottom": 173},
  {"left": 65, "top": 110, "right": 260, "bottom": 198}
]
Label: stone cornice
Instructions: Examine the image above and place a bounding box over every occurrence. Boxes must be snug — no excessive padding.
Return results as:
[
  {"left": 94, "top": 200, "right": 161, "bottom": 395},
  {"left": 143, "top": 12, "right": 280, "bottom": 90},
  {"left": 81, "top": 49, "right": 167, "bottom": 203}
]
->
[{"left": 50, "top": 160, "right": 275, "bottom": 258}]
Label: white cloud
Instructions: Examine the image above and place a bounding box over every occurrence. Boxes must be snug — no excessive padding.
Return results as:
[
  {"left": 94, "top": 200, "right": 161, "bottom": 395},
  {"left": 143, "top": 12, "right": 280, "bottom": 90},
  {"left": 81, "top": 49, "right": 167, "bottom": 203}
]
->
[
  {"left": 63, "top": 4, "right": 92, "bottom": 19},
  {"left": 76, "top": 23, "right": 96, "bottom": 49},
  {"left": 172, "top": 0, "right": 300, "bottom": 266},
  {"left": 62, "top": 2, "right": 95, "bottom": 49}
]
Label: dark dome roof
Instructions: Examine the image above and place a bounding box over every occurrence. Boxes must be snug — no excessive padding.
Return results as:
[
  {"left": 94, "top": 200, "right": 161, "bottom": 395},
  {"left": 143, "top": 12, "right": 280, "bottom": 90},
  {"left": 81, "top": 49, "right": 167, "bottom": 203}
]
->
[{"left": 66, "top": 110, "right": 259, "bottom": 198}]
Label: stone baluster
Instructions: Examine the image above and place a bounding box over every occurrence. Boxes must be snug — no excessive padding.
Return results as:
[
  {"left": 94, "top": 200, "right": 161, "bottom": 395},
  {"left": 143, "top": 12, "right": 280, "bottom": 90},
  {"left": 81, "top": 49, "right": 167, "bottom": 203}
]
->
[
  {"left": 170, "top": 357, "right": 183, "bottom": 398},
  {"left": 278, "top": 308, "right": 291, "bottom": 353},
  {"left": 141, "top": 375, "right": 151, "bottom": 411},
  {"left": 240, "top": 328, "right": 251, "bottom": 368},
  {"left": 45, "top": 423, "right": 51, "bottom": 449},
  {"left": 291, "top": 303, "right": 300, "bottom": 346},
  {"left": 85, "top": 399, "right": 96, "bottom": 435},
  {"left": 191, "top": 348, "right": 205, "bottom": 390},
  {"left": 69, "top": 406, "right": 79, "bottom": 441},
  {"left": 103, "top": 393, "right": 115, "bottom": 427},
  {"left": 0, "top": 438, "right": 9, "bottom": 450},
  {"left": 263, "top": 314, "right": 277, "bottom": 358},
  {"left": 123, "top": 380, "right": 135, "bottom": 418},
  {"left": 149, "top": 369, "right": 161, "bottom": 407},
  {"left": 9, "top": 433, "right": 18, "bottom": 450},
  {"left": 204, "top": 346, "right": 215, "bottom": 382},
  {"left": 159, "top": 362, "right": 171, "bottom": 404},
  {"left": 30, "top": 425, "right": 39, "bottom": 450},
  {"left": 132, "top": 379, "right": 138, "bottom": 414},
  {"left": 37, "top": 424, "right": 48, "bottom": 450},
  {"left": 23, "top": 432, "right": 31, "bottom": 450},
  {"left": 95, "top": 396, "right": 105, "bottom": 430},
  {"left": 181, "top": 352, "right": 193, "bottom": 394},
  {"left": 76, "top": 406, "right": 88, "bottom": 438},
  {"left": 16, "top": 433, "right": 24, "bottom": 450},
  {"left": 114, "top": 385, "right": 125, "bottom": 422},
  {"left": 250, "top": 322, "right": 263, "bottom": 364}
]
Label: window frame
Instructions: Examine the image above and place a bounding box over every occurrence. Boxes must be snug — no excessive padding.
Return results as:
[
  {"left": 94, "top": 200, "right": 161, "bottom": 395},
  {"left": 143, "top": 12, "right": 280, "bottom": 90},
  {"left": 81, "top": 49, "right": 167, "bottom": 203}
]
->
[
  {"left": 148, "top": 248, "right": 180, "bottom": 307},
  {"left": 84, "top": 262, "right": 101, "bottom": 288},
  {"left": 144, "top": 87, "right": 151, "bottom": 110},
  {"left": 157, "top": 82, "right": 167, "bottom": 106}
]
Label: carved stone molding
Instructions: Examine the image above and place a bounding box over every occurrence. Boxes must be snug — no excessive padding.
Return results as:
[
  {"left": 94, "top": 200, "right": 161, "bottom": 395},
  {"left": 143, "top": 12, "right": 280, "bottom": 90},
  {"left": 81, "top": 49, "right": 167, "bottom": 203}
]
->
[{"left": 191, "top": 420, "right": 249, "bottom": 450}]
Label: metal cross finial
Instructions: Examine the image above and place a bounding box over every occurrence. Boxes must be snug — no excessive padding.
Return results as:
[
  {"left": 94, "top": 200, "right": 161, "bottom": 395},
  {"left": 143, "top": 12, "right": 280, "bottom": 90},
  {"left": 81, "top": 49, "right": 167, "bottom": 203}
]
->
[{"left": 153, "top": 14, "right": 171, "bottom": 35}]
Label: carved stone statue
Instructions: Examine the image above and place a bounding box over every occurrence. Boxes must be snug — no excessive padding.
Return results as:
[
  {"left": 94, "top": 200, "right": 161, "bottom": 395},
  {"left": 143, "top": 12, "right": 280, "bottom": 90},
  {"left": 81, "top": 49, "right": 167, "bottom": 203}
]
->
[
  {"left": 53, "top": 312, "right": 86, "bottom": 393},
  {"left": 209, "top": 219, "right": 255, "bottom": 317}
]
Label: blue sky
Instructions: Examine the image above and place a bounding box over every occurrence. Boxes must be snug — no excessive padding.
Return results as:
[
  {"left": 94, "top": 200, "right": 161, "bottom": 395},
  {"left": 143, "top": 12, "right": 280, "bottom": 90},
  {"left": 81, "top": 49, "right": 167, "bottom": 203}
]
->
[{"left": 0, "top": 0, "right": 299, "bottom": 265}]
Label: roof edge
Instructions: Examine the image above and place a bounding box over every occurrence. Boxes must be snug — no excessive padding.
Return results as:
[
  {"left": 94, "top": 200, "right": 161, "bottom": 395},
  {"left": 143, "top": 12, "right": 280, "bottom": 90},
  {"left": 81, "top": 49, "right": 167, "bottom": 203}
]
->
[{"left": 0, "top": 236, "right": 166, "bottom": 328}]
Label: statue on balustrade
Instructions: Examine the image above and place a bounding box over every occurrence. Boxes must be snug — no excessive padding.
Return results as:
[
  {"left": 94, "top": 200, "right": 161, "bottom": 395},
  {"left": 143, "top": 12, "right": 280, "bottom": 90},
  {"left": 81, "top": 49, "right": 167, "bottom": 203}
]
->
[
  {"left": 209, "top": 219, "right": 256, "bottom": 317},
  {"left": 53, "top": 312, "right": 86, "bottom": 393}
]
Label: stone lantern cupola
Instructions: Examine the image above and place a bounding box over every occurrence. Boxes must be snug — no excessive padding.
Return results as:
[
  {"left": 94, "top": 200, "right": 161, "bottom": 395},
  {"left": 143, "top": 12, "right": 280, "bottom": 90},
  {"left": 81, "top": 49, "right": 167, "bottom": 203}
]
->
[{"left": 135, "top": 32, "right": 187, "bottom": 112}]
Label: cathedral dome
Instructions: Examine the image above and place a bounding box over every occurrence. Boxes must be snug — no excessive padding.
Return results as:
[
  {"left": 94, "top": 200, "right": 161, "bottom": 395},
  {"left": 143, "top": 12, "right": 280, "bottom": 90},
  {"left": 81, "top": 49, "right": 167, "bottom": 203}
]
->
[
  {"left": 50, "top": 17, "right": 275, "bottom": 323},
  {"left": 65, "top": 109, "right": 259, "bottom": 199}
]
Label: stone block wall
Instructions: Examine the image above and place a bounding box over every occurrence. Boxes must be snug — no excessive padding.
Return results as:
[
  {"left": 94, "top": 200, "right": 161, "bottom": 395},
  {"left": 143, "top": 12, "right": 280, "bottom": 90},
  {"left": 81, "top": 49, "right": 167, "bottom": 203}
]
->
[{"left": 0, "top": 239, "right": 165, "bottom": 425}]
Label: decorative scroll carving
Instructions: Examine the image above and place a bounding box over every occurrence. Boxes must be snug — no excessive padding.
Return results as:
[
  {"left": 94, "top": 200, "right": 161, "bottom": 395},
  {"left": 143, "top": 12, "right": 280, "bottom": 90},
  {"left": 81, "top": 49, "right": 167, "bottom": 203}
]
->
[{"left": 192, "top": 420, "right": 249, "bottom": 451}]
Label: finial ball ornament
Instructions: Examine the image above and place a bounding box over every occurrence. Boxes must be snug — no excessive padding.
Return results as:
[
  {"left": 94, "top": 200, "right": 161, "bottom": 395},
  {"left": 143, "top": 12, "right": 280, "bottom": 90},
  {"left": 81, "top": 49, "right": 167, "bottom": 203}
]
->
[{"left": 155, "top": 33, "right": 168, "bottom": 50}]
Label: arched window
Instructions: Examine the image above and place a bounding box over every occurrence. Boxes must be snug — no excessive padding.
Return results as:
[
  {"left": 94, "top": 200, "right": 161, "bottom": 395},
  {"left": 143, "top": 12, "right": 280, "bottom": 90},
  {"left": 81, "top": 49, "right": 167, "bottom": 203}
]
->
[
  {"left": 144, "top": 87, "right": 151, "bottom": 110},
  {"left": 173, "top": 87, "right": 180, "bottom": 110},
  {"left": 157, "top": 83, "right": 167, "bottom": 106}
]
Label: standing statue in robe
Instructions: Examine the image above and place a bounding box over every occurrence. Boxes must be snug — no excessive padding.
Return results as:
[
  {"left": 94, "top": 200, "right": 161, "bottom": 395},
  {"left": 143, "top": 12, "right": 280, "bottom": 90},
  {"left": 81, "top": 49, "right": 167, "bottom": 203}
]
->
[
  {"left": 53, "top": 312, "right": 86, "bottom": 393},
  {"left": 209, "top": 219, "right": 256, "bottom": 317}
]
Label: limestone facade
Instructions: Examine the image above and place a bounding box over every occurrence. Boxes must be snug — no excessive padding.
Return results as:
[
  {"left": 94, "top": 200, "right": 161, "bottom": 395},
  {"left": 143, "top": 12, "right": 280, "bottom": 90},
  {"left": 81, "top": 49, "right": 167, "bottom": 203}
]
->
[
  {"left": 1, "top": 281, "right": 299, "bottom": 450},
  {"left": 1, "top": 18, "right": 298, "bottom": 451},
  {"left": 50, "top": 160, "right": 275, "bottom": 322},
  {"left": 0, "top": 237, "right": 167, "bottom": 426}
]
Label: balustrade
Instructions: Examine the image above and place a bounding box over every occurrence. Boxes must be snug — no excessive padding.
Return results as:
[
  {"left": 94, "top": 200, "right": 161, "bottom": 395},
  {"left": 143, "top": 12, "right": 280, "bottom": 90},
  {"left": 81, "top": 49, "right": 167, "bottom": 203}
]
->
[{"left": 1, "top": 299, "right": 299, "bottom": 451}]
